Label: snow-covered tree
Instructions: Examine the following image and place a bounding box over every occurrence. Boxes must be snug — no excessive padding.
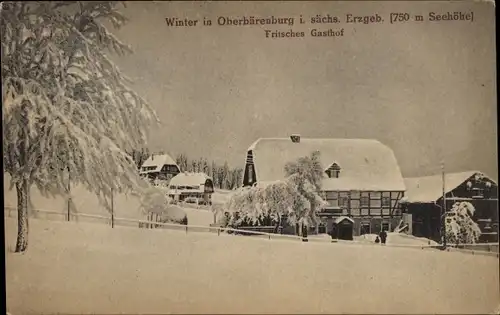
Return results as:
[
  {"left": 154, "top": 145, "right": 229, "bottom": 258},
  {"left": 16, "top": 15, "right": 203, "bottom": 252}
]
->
[
  {"left": 222, "top": 151, "right": 327, "bottom": 231},
  {"left": 2, "top": 2, "right": 159, "bottom": 252},
  {"left": 175, "top": 153, "right": 188, "bottom": 172},
  {"left": 129, "top": 148, "right": 150, "bottom": 170},
  {"left": 222, "top": 161, "right": 230, "bottom": 189},
  {"left": 284, "top": 150, "right": 326, "bottom": 227},
  {"left": 444, "top": 201, "right": 482, "bottom": 245},
  {"left": 223, "top": 182, "right": 293, "bottom": 227}
]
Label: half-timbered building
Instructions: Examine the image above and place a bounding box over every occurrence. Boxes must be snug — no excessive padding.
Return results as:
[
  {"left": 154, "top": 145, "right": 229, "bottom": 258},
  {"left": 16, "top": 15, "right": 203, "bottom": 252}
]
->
[
  {"left": 139, "top": 153, "right": 180, "bottom": 182},
  {"left": 404, "top": 171, "right": 498, "bottom": 243},
  {"left": 242, "top": 135, "right": 407, "bottom": 236},
  {"left": 168, "top": 172, "right": 214, "bottom": 205}
]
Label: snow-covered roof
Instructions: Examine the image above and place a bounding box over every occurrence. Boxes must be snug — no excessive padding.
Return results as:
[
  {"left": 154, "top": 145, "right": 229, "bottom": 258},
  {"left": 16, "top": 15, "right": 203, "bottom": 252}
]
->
[
  {"left": 335, "top": 216, "right": 354, "bottom": 224},
  {"left": 139, "top": 154, "right": 178, "bottom": 174},
  {"left": 403, "top": 171, "right": 493, "bottom": 203},
  {"left": 248, "top": 138, "right": 405, "bottom": 191},
  {"left": 169, "top": 172, "right": 212, "bottom": 187}
]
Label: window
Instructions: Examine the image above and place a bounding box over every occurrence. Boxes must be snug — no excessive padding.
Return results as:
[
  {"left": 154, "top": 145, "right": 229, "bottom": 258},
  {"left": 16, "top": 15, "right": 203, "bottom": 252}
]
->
[
  {"left": 162, "top": 165, "right": 179, "bottom": 173},
  {"left": 471, "top": 188, "right": 485, "bottom": 198},
  {"left": 360, "top": 196, "right": 369, "bottom": 207},
  {"left": 371, "top": 192, "right": 381, "bottom": 199},
  {"left": 339, "top": 197, "right": 349, "bottom": 207},
  {"left": 325, "top": 163, "right": 341, "bottom": 178},
  {"left": 325, "top": 191, "right": 338, "bottom": 200},
  {"left": 371, "top": 199, "right": 381, "bottom": 208},
  {"left": 350, "top": 199, "right": 360, "bottom": 208},
  {"left": 382, "top": 197, "right": 391, "bottom": 207},
  {"left": 328, "top": 199, "right": 339, "bottom": 207}
]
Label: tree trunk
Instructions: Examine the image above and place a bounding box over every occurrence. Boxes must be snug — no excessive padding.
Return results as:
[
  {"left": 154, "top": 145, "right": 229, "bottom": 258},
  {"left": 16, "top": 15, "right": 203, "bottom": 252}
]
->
[{"left": 15, "top": 179, "right": 29, "bottom": 253}]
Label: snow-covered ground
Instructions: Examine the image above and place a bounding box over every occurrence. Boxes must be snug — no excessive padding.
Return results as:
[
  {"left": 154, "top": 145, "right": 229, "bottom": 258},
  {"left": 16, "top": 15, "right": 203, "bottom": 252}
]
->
[
  {"left": 5, "top": 217, "right": 499, "bottom": 314},
  {"left": 307, "top": 232, "right": 441, "bottom": 248},
  {"left": 354, "top": 233, "right": 440, "bottom": 246}
]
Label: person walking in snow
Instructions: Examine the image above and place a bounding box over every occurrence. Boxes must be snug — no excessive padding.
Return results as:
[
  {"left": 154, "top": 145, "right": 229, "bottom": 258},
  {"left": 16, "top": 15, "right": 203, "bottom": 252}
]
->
[{"left": 379, "top": 229, "right": 387, "bottom": 245}]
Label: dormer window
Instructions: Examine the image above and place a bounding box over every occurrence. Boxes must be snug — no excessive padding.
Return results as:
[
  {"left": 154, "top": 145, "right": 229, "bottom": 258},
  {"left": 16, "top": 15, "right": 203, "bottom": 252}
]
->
[
  {"left": 326, "top": 163, "right": 341, "bottom": 178},
  {"left": 466, "top": 174, "right": 493, "bottom": 199}
]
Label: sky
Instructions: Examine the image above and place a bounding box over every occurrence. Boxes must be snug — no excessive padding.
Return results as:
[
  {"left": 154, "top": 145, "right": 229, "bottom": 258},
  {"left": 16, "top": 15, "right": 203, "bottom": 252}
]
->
[{"left": 109, "top": 1, "right": 497, "bottom": 179}]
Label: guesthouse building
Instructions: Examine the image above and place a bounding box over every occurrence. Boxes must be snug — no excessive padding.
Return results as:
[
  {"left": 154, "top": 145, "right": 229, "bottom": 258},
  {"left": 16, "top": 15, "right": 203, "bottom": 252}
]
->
[
  {"left": 404, "top": 171, "right": 498, "bottom": 243},
  {"left": 242, "top": 135, "right": 408, "bottom": 236},
  {"left": 139, "top": 153, "right": 180, "bottom": 183},
  {"left": 168, "top": 172, "right": 215, "bottom": 205}
]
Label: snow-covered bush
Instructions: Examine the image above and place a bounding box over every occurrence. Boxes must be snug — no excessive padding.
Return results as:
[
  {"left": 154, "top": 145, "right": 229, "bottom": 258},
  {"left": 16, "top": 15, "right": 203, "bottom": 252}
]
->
[
  {"left": 444, "top": 201, "right": 481, "bottom": 245},
  {"left": 139, "top": 186, "right": 170, "bottom": 215},
  {"left": 139, "top": 186, "right": 188, "bottom": 226},
  {"left": 222, "top": 181, "right": 307, "bottom": 227}
]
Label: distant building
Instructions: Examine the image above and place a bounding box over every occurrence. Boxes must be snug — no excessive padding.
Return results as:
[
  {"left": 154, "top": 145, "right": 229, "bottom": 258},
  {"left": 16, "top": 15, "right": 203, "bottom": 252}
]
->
[
  {"left": 242, "top": 135, "right": 407, "bottom": 236},
  {"left": 404, "top": 171, "right": 498, "bottom": 243},
  {"left": 168, "top": 172, "right": 215, "bottom": 205},
  {"left": 139, "top": 153, "right": 180, "bottom": 182}
]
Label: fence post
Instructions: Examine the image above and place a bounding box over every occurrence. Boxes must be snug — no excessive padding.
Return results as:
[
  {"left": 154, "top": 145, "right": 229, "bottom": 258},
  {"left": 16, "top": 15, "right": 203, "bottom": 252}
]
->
[
  {"left": 67, "top": 168, "right": 71, "bottom": 222},
  {"left": 111, "top": 188, "right": 114, "bottom": 228}
]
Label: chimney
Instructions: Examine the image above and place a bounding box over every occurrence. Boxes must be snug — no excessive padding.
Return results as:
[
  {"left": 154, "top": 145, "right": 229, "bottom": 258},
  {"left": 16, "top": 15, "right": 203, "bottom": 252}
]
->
[{"left": 290, "top": 134, "right": 301, "bottom": 143}]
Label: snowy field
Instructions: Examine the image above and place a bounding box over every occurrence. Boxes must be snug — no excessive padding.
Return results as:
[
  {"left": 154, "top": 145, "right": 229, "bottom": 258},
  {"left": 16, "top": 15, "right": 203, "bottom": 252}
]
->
[{"left": 5, "top": 217, "right": 499, "bottom": 314}]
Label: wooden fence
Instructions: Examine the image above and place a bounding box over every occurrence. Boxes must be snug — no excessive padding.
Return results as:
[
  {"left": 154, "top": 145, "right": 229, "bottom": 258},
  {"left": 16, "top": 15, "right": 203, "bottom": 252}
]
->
[{"left": 4, "top": 206, "right": 499, "bottom": 257}]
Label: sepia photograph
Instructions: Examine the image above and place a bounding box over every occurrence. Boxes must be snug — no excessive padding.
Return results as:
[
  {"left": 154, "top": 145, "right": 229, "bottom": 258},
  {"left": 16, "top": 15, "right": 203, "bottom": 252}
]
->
[{"left": 2, "top": 1, "right": 498, "bottom": 314}]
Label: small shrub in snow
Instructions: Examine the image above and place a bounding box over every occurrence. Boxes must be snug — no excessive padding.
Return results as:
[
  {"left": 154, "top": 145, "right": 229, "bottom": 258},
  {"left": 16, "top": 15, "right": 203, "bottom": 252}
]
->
[{"left": 444, "top": 201, "right": 481, "bottom": 245}]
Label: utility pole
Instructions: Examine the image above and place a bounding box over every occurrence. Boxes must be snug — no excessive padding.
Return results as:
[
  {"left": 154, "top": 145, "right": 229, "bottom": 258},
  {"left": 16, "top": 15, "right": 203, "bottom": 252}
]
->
[{"left": 441, "top": 162, "right": 447, "bottom": 248}]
